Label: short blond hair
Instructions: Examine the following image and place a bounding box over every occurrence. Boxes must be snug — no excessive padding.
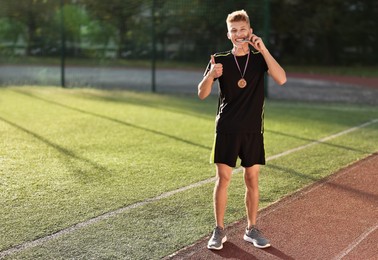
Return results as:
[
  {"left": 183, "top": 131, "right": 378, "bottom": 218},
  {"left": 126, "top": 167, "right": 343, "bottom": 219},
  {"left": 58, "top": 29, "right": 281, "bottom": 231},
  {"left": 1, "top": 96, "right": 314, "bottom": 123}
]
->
[{"left": 226, "top": 10, "right": 250, "bottom": 26}]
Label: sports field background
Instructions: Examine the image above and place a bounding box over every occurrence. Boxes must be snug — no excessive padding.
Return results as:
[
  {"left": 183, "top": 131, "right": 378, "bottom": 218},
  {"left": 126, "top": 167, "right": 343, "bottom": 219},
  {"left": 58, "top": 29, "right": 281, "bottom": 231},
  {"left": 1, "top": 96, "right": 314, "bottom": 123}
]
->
[
  {"left": 1, "top": 0, "right": 377, "bottom": 90},
  {"left": 1, "top": 86, "right": 377, "bottom": 259},
  {"left": 1, "top": 0, "right": 378, "bottom": 259}
]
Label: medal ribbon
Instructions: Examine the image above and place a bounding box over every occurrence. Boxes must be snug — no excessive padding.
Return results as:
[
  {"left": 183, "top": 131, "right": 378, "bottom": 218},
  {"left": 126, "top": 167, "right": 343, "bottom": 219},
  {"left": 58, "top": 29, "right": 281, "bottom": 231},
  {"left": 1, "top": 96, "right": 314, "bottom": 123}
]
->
[{"left": 233, "top": 50, "right": 250, "bottom": 80}]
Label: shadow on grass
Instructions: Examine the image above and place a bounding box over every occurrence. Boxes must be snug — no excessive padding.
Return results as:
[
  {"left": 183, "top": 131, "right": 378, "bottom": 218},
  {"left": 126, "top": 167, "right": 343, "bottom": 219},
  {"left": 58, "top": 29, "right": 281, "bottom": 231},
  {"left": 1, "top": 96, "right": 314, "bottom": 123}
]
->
[
  {"left": 266, "top": 129, "right": 369, "bottom": 154},
  {"left": 0, "top": 115, "right": 110, "bottom": 183},
  {"left": 12, "top": 89, "right": 212, "bottom": 151},
  {"left": 73, "top": 90, "right": 216, "bottom": 121}
]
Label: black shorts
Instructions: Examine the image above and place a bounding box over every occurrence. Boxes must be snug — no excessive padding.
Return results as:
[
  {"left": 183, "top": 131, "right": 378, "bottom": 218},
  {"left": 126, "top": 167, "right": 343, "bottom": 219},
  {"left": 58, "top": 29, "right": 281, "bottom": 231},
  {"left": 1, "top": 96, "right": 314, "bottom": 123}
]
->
[{"left": 210, "top": 133, "right": 265, "bottom": 168}]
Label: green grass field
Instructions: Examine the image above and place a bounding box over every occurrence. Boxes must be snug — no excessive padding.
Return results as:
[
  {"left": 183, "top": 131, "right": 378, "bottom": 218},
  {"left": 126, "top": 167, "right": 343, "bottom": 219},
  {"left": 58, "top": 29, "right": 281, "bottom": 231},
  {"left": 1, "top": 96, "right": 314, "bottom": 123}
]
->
[{"left": 1, "top": 86, "right": 377, "bottom": 259}]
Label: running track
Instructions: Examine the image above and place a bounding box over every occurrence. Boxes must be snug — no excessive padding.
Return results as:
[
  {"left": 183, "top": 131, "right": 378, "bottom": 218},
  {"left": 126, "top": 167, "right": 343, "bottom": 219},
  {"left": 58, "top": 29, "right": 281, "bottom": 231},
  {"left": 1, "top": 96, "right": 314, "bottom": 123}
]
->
[{"left": 166, "top": 153, "right": 378, "bottom": 259}]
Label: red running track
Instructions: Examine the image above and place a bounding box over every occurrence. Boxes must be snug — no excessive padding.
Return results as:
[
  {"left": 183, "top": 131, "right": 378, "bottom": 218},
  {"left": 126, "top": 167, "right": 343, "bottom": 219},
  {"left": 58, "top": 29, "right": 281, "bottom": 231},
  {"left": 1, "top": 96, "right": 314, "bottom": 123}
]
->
[
  {"left": 166, "top": 153, "right": 378, "bottom": 260},
  {"left": 287, "top": 73, "right": 378, "bottom": 89}
]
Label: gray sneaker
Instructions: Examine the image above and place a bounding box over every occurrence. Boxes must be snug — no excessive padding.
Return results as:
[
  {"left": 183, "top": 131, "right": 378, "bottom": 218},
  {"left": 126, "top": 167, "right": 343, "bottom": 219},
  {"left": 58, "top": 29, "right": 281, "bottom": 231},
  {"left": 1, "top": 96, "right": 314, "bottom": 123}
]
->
[
  {"left": 207, "top": 226, "right": 227, "bottom": 250},
  {"left": 243, "top": 226, "right": 271, "bottom": 248}
]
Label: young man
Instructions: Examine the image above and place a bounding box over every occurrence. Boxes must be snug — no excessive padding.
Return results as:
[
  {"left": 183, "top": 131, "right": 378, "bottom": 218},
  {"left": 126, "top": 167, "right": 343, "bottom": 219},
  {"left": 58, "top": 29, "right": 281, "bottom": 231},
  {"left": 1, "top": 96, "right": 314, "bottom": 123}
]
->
[{"left": 198, "top": 10, "right": 286, "bottom": 250}]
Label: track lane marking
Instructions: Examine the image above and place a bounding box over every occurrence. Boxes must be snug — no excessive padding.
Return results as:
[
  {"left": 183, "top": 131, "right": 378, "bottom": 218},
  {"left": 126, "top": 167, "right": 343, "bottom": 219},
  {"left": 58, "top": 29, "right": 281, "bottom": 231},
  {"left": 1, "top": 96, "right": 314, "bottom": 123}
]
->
[{"left": 332, "top": 223, "right": 378, "bottom": 260}]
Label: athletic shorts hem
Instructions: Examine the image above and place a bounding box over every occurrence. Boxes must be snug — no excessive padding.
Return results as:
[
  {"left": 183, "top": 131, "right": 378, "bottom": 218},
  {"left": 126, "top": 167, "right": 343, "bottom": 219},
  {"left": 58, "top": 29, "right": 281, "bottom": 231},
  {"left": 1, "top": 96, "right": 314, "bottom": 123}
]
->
[{"left": 210, "top": 133, "right": 265, "bottom": 168}]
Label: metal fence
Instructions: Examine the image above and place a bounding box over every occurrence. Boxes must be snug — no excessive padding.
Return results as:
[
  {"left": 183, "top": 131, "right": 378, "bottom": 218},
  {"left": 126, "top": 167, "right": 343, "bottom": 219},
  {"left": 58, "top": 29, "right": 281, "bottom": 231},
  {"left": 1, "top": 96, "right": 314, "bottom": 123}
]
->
[{"left": 0, "top": 0, "right": 269, "bottom": 93}]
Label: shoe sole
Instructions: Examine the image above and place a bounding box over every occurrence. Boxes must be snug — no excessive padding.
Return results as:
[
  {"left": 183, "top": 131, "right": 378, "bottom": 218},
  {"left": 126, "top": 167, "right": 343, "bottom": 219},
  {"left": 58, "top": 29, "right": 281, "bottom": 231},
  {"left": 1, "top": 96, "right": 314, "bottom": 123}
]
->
[
  {"left": 243, "top": 234, "right": 271, "bottom": 249},
  {"left": 207, "top": 236, "right": 227, "bottom": 250}
]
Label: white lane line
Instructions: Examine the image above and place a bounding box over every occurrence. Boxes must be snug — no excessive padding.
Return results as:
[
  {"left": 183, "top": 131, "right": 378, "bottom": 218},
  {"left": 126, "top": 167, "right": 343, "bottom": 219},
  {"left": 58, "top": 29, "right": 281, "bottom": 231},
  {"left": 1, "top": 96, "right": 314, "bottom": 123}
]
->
[
  {"left": 1, "top": 118, "right": 377, "bottom": 258},
  {"left": 267, "top": 118, "right": 378, "bottom": 161},
  {"left": 332, "top": 223, "right": 378, "bottom": 260}
]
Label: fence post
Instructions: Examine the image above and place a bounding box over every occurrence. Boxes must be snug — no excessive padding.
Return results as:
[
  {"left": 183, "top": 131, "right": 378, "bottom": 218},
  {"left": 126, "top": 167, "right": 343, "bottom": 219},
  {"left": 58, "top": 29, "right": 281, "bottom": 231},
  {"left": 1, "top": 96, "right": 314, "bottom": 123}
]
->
[
  {"left": 60, "top": 0, "right": 66, "bottom": 88},
  {"left": 151, "top": 0, "right": 157, "bottom": 92}
]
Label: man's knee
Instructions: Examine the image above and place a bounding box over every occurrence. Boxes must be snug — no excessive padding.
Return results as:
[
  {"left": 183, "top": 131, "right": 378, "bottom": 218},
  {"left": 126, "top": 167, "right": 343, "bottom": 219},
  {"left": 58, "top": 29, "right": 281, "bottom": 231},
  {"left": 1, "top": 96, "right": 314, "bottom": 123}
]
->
[
  {"left": 244, "top": 165, "right": 260, "bottom": 189},
  {"left": 216, "top": 163, "right": 232, "bottom": 187}
]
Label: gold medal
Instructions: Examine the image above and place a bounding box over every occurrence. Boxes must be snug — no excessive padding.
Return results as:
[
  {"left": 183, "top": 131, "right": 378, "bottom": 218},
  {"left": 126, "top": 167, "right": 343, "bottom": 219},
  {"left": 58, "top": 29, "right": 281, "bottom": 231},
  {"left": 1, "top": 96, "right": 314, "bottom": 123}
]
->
[{"left": 238, "top": 78, "right": 247, "bottom": 88}]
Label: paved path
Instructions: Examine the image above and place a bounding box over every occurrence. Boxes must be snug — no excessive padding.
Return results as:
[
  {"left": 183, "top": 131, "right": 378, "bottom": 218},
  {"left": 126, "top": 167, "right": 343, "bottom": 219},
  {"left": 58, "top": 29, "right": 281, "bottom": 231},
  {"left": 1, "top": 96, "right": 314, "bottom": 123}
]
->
[
  {"left": 166, "top": 153, "right": 378, "bottom": 260},
  {"left": 269, "top": 73, "right": 378, "bottom": 105},
  {"left": 287, "top": 73, "right": 378, "bottom": 89}
]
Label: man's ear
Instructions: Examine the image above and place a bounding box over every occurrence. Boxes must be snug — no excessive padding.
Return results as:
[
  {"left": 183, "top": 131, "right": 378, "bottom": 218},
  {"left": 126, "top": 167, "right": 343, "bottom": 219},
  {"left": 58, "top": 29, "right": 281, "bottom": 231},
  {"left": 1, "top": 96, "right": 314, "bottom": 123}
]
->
[{"left": 227, "top": 32, "right": 231, "bottom": 39}]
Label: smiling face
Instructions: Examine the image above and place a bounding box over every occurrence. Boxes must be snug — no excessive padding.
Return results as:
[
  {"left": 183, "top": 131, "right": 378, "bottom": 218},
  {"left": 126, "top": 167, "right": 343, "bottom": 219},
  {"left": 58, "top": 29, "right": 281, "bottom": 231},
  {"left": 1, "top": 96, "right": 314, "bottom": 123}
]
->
[{"left": 227, "top": 20, "right": 253, "bottom": 46}]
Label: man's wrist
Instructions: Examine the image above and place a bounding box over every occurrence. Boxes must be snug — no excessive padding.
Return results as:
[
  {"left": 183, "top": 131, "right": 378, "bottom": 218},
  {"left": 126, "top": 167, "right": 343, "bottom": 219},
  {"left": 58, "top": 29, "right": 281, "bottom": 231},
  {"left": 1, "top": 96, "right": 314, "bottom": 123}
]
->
[
  {"left": 260, "top": 48, "right": 269, "bottom": 55},
  {"left": 206, "top": 73, "right": 215, "bottom": 81}
]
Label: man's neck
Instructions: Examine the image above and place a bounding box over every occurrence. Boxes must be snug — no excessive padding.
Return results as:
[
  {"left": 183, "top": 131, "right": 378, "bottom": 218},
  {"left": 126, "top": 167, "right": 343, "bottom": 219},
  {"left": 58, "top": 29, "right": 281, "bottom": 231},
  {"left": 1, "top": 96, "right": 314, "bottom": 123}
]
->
[{"left": 232, "top": 45, "right": 249, "bottom": 56}]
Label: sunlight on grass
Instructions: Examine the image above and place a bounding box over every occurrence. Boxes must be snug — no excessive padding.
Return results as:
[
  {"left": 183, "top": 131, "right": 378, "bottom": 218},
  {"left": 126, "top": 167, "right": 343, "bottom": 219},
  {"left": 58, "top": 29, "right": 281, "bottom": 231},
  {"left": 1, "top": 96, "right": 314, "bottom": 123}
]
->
[{"left": 0, "top": 86, "right": 377, "bottom": 259}]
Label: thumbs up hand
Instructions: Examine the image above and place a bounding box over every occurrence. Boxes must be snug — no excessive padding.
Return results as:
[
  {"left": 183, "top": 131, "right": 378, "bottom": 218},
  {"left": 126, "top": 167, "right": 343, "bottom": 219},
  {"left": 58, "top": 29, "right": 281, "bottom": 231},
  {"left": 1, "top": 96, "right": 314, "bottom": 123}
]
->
[
  {"left": 210, "top": 55, "right": 216, "bottom": 65},
  {"left": 209, "top": 55, "right": 223, "bottom": 79}
]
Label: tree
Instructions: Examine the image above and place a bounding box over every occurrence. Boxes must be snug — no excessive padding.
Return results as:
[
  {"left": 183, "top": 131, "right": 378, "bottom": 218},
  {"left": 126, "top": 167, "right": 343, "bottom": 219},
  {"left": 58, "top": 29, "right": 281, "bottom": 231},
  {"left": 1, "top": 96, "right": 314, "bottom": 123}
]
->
[
  {"left": 0, "top": 0, "right": 58, "bottom": 55},
  {"left": 82, "top": 0, "right": 146, "bottom": 58},
  {"left": 271, "top": 0, "right": 378, "bottom": 65}
]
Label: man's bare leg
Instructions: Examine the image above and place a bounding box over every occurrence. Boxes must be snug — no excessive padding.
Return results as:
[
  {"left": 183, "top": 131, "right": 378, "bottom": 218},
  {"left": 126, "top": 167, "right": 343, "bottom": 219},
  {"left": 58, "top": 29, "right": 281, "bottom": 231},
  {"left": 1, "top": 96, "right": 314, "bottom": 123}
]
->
[
  {"left": 207, "top": 163, "right": 232, "bottom": 250},
  {"left": 244, "top": 164, "right": 260, "bottom": 228},
  {"left": 243, "top": 164, "right": 271, "bottom": 248},
  {"left": 214, "top": 163, "right": 233, "bottom": 228}
]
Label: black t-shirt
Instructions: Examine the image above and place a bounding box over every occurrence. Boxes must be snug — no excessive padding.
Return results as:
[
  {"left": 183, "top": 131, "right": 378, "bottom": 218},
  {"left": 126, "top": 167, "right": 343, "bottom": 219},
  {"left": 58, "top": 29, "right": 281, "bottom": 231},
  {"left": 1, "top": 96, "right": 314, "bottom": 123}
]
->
[{"left": 204, "top": 50, "right": 268, "bottom": 134}]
